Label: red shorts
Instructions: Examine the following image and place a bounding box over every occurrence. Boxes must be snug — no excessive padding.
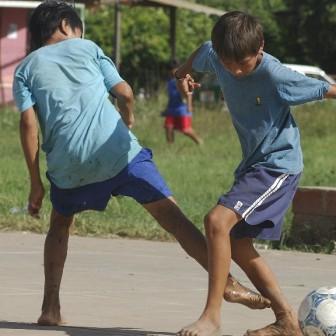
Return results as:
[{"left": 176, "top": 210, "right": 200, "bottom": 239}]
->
[{"left": 164, "top": 115, "right": 192, "bottom": 131}]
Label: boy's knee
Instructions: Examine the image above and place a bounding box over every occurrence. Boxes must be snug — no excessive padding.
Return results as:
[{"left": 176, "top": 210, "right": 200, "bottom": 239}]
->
[
  {"left": 182, "top": 128, "right": 193, "bottom": 135},
  {"left": 50, "top": 210, "right": 73, "bottom": 232},
  {"left": 204, "top": 210, "right": 229, "bottom": 237}
]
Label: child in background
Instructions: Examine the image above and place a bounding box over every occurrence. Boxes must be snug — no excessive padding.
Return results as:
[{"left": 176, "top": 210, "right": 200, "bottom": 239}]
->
[{"left": 164, "top": 60, "right": 202, "bottom": 145}]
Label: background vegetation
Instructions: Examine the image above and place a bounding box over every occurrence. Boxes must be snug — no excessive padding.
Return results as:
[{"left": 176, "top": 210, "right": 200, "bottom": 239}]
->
[
  {"left": 85, "top": 0, "right": 336, "bottom": 92},
  {"left": 1, "top": 97, "right": 335, "bottom": 252}
]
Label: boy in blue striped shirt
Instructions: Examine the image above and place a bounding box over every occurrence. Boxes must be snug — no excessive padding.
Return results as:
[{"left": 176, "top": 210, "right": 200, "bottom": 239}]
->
[{"left": 175, "top": 10, "right": 336, "bottom": 336}]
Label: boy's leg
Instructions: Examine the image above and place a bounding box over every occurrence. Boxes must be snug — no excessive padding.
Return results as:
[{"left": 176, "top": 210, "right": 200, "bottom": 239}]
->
[
  {"left": 143, "top": 198, "right": 270, "bottom": 309},
  {"left": 179, "top": 116, "right": 202, "bottom": 145},
  {"left": 177, "top": 205, "right": 239, "bottom": 336},
  {"left": 165, "top": 126, "right": 174, "bottom": 144},
  {"left": 164, "top": 116, "right": 175, "bottom": 144},
  {"left": 230, "top": 237, "right": 302, "bottom": 336},
  {"left": 182, "top": 127, "right": 203, "bottom": 145},
  {"left": 38, "top": 208, "right": 74, "bottom": 326}
]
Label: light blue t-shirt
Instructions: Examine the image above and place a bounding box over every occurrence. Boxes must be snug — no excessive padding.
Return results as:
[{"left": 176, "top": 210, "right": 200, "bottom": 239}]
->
[
  {"left": 193, "top": 41, "right": 330, "bottom": 177},
  {"left": 13, "top": 38, "right": 142, "bottom": 188}
]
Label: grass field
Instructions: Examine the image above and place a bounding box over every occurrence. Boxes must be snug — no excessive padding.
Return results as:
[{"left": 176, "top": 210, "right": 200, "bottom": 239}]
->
[{"left": 0, "top": 94, "right": 335, "bottom": 250}]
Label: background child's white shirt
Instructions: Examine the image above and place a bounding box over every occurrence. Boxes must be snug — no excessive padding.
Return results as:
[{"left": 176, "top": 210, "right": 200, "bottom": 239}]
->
[
  {"left": 13, "top": 38, "right": 142, "bottom": 188},
  {"left": 193, "top": 41, "right": 330, "bottom": 177}
]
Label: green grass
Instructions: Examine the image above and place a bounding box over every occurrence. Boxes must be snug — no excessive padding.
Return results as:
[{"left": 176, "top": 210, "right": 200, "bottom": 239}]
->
[{"left": 1, "top": 96, "right": 335, "bottom": 250}]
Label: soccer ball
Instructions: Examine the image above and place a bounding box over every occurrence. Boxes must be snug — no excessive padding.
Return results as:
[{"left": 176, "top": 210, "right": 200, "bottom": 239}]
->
[{"left": 298, "top": 286, "right": 336, "bottom": 336}]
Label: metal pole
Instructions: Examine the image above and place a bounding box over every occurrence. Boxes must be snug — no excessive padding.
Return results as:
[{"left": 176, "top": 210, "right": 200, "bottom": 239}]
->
[
  {"left": 114, "top": 1, "right": 121, "bottom": 69},
  {"left": 169, "top": 6, "right": 176, "bottom": 61}
]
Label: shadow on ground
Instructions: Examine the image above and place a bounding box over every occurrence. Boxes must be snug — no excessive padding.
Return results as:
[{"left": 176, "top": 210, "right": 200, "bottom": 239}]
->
[
  {"left": 0, "top": 321, "right": 234, "bottom": 336},
  {"left": 0, "top": 321, "right": 176, "bottom": 336}
]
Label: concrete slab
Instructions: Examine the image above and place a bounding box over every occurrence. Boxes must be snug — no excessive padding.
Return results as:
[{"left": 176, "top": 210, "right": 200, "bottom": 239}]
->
[{"left": 0, "top": 232, "right": 335, "bottom": 336}]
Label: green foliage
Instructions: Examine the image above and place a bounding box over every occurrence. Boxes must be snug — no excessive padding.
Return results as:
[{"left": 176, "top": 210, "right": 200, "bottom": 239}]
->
[
  {"left": 84, "top": 5, "right": 115, "bottom": 57},
  {"left": 120, "top": 7, "right": 170, "bottom": 90},
  {"left": 281, "top": 0, "right": 336, "bottom": 72},
  {"left": 196, "top": 0, "right": 336, "bottom": 72},
  {"left": 85, "top": 5, "right": 215, "bottom": 91},
  {"left": 175, "top": 10, "right": 215, "bottom": 60},
  {"left": 85, "top": 0, "right": 336, "bottom": 82}
]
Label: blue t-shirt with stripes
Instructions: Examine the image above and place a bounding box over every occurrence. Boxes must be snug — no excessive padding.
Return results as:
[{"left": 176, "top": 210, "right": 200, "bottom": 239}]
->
[{"left": 193, "top": 41, "right": 330, "bottom": 177}]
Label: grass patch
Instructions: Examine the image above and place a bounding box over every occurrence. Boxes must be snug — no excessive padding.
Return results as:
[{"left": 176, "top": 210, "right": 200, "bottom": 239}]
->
[{"left": 1, "top": 96, "right": 335, "bottom": 251}]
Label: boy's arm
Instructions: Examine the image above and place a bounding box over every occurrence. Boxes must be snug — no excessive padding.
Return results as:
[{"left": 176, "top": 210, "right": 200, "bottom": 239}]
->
[
  {"left": 175, "top": 47, "right": 202, "bottom": 97},
  {"left": 186, "top": 92, "right": 193, "bottom": 113},
  {"left": 324, "top": 84, "right": 336, "bottom": 98},
  {"left": 110, "top": 81, "right": 135, "bottom": 129},
  {"left": 20, "top": 107, "right": 45, "bottom": 218}
]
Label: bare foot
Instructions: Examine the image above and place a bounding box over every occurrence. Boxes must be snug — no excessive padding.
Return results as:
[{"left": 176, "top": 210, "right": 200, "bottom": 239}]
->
[
  {"left": 37, "top": 310, "right": 62, "bottom": 326},
  {"left": 224, "top": 277, "right": 271, "bottom": 310},
  {"left": 177, "top": 318, "right": 221, "bottom": 336},
  {"left": 244, "top": 311, "right": 303, "bottom": 336}
]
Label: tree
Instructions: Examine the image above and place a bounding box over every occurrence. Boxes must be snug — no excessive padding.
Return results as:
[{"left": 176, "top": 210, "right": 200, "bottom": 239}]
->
[
  {"left": 281, "top": 0, "right": 336, "bottom": 72},
  {"left": 85, "top": 4, "right": 214, "bottom": 92}
]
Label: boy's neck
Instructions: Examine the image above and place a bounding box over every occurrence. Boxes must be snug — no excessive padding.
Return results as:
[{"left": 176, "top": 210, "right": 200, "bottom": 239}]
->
[
  {"left": 45, "top": 26, "right": 82, "bottom": 46},
  {"left": 256, "top": 52, "right": 263, "bottom": 67},
  {"left": 45, "top": 34, "right": 71, "bottom": 46}
]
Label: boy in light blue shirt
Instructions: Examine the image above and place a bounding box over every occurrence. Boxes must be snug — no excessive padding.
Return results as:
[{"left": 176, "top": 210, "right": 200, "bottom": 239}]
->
[
  {"left": 13, "top": 1, "right": 269, "bottom": 328},
  {"left": 15, "top": 35, "right": 142, "bottom": 189},
  {"left": 175, "top": 11, "right": 336, "bottom": 336}
]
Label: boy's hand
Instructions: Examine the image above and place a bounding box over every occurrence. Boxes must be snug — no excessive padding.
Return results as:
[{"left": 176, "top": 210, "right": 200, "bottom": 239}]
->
[
  {"left": 28, "top": 182, "right": 45, "bottom": 218},
  {"left": 111, "top": 81, "right": 135, "bottom": 129},
  {"left": 325, "top": 84, "right": 336, "bottom": 98},
  {"left": 176, "top": 74, "right": 201, "bottom": 98},
  {"left": 125, "top": 113, "right": 135, "bottom": 129}
]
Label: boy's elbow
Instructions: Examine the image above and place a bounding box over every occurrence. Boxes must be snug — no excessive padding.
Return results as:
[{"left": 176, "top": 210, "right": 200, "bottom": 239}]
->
[
  {"left": 19, "top": 108, "right": 38, "bottom": 133},
  {"left": 123, "top": 85, "right": 134, "bottom": 103},
  {"left": 112, "top": 81, "right": 134, "bottom": 103}
]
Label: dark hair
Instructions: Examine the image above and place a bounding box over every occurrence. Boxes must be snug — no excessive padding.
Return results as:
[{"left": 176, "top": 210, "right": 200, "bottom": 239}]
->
[
  {"left": 211, "top": 11, "right": 263, "bottom": 62},
  {"left": 29, "top": 0, "right": 83, "bottom": 51},
  {"left": 168, "top": 59, "right": 180, "bottom": 70}
]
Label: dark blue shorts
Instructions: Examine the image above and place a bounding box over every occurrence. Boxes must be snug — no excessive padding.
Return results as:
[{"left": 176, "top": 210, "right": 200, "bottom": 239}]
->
[
  {"left": 49, "top": 148, "right": 172, "bottom": 217},
  {"left": 218, "top": 167, "right": 301, "bottom": 241}
]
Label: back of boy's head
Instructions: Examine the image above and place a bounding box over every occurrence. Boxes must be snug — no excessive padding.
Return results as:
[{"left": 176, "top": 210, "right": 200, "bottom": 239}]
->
[
  {"left": 211, "top": 11, "right": 263, "bottom": 62},
  {"left": 168, "top": 59, "right": 180, "bottom": 70},
  {"left": 29, "top": 0, "right": 83, "bottom": 51}
]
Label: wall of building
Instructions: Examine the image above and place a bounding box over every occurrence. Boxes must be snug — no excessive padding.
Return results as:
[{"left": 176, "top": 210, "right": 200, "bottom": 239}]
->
[
  {"left": 291, "top": 187, "right": 336, "bottom": 246},
  {"left": 0, "top": 8, "right": 28, "bottom": 105}
]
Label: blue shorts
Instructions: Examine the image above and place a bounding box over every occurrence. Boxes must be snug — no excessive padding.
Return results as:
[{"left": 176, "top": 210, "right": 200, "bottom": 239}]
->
[
  {"left": 218, "top": 167, "right": 301, "bottom": 241},
  {"left": 48, "top": 148, "right": 172, "bottom": 217}
]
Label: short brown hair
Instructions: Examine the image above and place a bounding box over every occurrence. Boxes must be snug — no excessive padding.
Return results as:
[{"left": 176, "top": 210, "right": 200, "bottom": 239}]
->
[{"left": 211, "top": 11, "right": 264, "bottom": 62}]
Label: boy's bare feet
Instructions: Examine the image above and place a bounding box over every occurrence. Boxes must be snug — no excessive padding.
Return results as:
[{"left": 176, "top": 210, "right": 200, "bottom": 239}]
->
[
  {"left": 224, "top": 277, "right": 271, "bottom": 309},
  {"left": 244, "top": 311, "right": 303, "bottom": 336},
  {"left": 177, "top": 317, "right": 221, "bottom": 336},
  {"left": 37, "top": 310, "right": 62, "bottom": 326}
]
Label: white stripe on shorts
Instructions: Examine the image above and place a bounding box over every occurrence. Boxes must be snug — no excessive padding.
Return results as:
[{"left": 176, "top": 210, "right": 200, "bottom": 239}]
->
[{"left": 242, "top": 173, "right": 289, "bottom": 220}]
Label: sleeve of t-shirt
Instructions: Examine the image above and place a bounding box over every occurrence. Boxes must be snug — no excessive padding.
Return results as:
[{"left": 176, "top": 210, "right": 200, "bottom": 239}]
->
[
  {"left": 96, "top": 46, "right": 124, "bottom": 92},
  {"left": 192, "top": 41, "right": 216, "bottom": 73},
  {"left": 12, "top": 68, "right": 36, "bottom": 112},
  {"left": 272, "top": 63, "right": 330, "bottom": 105}
]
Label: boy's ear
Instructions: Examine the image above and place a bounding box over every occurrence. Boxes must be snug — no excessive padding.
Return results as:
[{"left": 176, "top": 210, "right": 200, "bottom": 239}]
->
[
  {"left": 59, "top": 19, "right": 70, "bottom": 36},
  {"left": 259, "top": 40, "right": 265, "bottom": 53}
]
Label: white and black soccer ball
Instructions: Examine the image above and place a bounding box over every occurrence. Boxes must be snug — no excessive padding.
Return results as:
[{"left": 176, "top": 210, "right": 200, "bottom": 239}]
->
[{"left": 298, "top": 286, "right": 336, "bottom": 336}]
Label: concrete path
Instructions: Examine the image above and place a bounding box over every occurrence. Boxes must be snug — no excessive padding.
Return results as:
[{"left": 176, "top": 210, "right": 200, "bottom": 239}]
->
[{"left": 0, "top": 232, "right": 335, "bottom": 336}]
